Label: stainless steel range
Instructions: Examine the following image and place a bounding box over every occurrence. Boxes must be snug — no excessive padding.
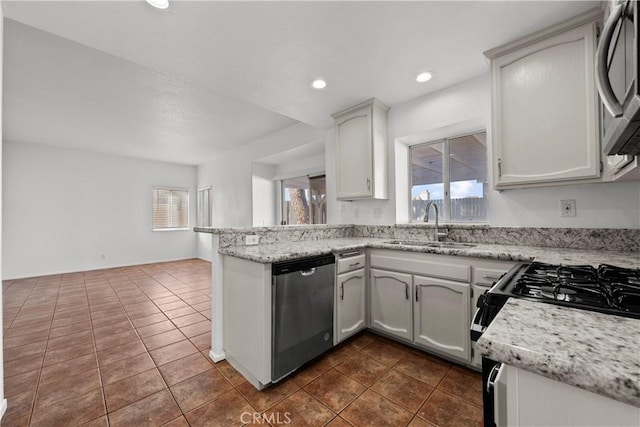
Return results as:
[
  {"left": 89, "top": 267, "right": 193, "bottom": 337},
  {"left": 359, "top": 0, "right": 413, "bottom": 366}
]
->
[{"left": 470, "top": 261, "right": 640, "bottom": 427}]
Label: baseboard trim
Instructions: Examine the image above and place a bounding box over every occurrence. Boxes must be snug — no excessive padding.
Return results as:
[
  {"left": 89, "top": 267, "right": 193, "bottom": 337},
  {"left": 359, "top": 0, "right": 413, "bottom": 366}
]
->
[
  {"left": 3, "top": 257, "right": 211, "bottom": 281},
  {"left": 209, "top": 350, "right": 226, "bottom": 363},
  {"left": 0, "top": 398, "right": 7, "bottom": 419}
]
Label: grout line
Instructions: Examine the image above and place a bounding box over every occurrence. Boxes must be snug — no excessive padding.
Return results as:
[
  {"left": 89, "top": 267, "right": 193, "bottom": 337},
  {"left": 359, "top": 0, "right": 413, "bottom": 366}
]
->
[
  {"left": 16, "top": 261, "right": 499, "bottom": 427},
  {"left": 28, "top": 274, "right": 66, "bottom": 427}
]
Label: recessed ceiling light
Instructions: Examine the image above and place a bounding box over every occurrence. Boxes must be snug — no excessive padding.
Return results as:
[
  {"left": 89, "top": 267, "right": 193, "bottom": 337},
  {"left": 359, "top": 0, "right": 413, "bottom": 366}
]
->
[
  {"left": 416, "top": 72, "right": 432, "bottom": 83},
  {"left": 311, "top": 79, "right": 327, "bottom": 90},
  {"left": 146, "top": 0, "right": 169, "bottom": 10}
]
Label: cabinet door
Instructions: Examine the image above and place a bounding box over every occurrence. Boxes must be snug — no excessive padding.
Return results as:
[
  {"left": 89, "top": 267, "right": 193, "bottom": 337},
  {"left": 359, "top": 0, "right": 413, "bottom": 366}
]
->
[
  {"left": 335, "top": 107, "right": 373, "bottom": 199},
  {"left": 336, "top": 269, "right": 366, "bottom": 343},
  {"left": 504, "top": 365, "right": 640, "bottom": 426},
  {"left": 414, "top": 275, "right": 470, "bottom": 361},
  {"left": 491, "top": 21, "right": 600, "bottom": 188},
  {"left": 369, "top": 269, "right": 412, "bottom": 341}
]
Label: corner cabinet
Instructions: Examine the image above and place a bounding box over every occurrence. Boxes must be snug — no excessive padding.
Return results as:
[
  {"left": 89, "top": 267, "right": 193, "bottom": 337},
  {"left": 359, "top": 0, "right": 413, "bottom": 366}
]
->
[
  {"left": 335, "top": 252, "right": 367, "bottom": 343},
  {"left": 486, "top": 9, "right": 602, "bottom": 189},
  {"left": 414, "top": 276, "right": 470, "bottom": 361},
  {"left": 332, "top": 98, "right": 389, "bottom": 200}
]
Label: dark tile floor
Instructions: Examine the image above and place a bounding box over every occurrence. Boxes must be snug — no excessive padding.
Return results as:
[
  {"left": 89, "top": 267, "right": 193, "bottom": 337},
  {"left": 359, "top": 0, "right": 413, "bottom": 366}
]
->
[{"left": 2, "top": 259, "right": 483, "bottom": 426}]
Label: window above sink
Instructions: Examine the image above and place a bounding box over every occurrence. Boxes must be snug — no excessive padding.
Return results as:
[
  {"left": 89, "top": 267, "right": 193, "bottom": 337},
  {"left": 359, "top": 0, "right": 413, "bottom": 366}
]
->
[{"left": 410, "top": 130, "right": 488, "bottom": 223}]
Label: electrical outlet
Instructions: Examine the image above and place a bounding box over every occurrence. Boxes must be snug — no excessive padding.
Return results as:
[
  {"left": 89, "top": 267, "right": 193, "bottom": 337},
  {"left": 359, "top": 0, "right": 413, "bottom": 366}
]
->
[
  {"left": 353, "top": 208, "right": 359, "bottom": 218},
  {"left": 560, "top": 199, "right": 576, "bottom": 217},
  {"left": 245, "top": 234, "right": 259, "bottom": 245}
]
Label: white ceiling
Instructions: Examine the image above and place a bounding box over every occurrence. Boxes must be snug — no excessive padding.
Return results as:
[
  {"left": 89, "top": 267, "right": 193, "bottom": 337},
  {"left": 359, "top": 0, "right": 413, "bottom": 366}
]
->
[{"left": 2, "top": 0, "right": 600, "bottom": 166}]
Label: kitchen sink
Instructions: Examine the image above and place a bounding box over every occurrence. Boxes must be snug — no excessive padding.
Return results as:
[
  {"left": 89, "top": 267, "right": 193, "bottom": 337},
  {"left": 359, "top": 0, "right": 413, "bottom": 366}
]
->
[{"left": 386, "top": 240, "right": 475, "bottom": 249}]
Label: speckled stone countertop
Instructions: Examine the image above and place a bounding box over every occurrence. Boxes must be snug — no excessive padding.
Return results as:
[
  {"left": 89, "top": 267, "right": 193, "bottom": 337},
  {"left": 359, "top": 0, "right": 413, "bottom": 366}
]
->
[
  {"left": 477, "top": 299, "right": 640, "bottom": 407},
  {"left": 219, "top": 237, "right": 640, "bottom": 268},
  {"left": 219, "top": 238, "right": 378, "bottom": 263}
]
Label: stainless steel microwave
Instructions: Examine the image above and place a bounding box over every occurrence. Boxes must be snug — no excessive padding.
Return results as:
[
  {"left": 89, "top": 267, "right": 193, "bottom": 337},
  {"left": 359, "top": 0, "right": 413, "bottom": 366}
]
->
[{"left": 596, "top": 0, "right": 640, "bottom": 155}]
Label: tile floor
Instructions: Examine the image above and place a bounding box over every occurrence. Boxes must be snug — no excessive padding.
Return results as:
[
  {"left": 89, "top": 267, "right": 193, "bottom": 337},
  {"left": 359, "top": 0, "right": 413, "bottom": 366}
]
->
[{"left": 2, "top": 259, "right": 483, "bottom": 427}]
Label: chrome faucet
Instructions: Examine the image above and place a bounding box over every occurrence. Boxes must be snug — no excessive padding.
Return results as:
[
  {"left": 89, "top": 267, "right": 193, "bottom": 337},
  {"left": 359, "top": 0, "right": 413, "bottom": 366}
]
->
[{"left": 423, "top": 201, "right": 447, "bottom": 242}]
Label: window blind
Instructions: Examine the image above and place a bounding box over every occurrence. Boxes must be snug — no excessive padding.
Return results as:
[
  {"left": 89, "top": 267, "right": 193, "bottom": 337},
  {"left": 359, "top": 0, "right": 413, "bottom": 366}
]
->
[
  {"left": 197, "top": 187, "right": 212, "bottom": 227},
  {"left": 153, "top": 188, "right": 189, "bottom": 229}
]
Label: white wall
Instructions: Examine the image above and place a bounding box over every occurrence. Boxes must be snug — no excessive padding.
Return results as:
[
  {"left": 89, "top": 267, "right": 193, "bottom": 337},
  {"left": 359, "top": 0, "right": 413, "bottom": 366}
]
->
[
  {"left": 273, "top": 153, "right": 325, "bottom": 180},
  {"left": 327, "top": 74, "right": 640, "bottom": 229},
  {"left": 196, "top": 122, "right": 326, "bottom": 260},
  {"left": 2, "top": 141, "right": 198, "bottom": 279},
  {"left": 0, "top": 5, "right": 7, "bottom": 419},
  {"left": 251, "top": 163, "right": 277, "bottom": 227},
  {"left": 488, "top": 181, "right": 640, "bottom": 227}
]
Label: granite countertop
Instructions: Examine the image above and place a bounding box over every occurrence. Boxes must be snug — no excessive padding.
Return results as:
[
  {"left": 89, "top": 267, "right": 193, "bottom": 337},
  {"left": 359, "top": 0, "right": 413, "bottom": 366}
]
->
[
  {"left": 218, "top": 238, "right": 379, "bottom": 263},
  {"left": 477, "top": 299, "right": 640, "bottom": 407},
  {"left": 219, "top": 237, "right": 640, "bottom": 268}
]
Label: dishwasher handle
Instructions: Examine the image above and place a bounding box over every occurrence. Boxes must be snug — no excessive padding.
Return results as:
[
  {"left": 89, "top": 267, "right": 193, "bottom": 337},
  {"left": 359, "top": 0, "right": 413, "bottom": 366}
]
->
[{"left": 300, "top": 268, "right": 316, "bottom": 276}]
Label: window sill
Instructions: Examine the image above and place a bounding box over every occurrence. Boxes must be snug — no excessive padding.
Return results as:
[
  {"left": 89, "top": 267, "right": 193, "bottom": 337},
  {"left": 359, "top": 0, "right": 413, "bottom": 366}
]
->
[
  {"left": 152, "top": 228, "right": 191, "bottom": 232},
  {"left": 401, "top": 222, "right": 489, "bottom": 228}
]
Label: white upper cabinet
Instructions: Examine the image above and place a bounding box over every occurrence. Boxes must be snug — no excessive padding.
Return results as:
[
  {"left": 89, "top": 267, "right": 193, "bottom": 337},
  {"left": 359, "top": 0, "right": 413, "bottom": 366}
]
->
[
  {"left": 486, "top": 10, "right": 602, "bottom": 189},
  {"left": 332, "top": 98, "right": 389, "bottom": 200}
]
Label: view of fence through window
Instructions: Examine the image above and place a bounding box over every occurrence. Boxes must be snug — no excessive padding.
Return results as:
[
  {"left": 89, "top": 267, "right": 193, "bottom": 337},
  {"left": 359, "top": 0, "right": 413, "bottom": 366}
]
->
[
  {"left": 281, "top": 175, "right": 326, "bottom": 225},
  {"left": 410, "top": 131, "right": 487, "bottom": 222}
]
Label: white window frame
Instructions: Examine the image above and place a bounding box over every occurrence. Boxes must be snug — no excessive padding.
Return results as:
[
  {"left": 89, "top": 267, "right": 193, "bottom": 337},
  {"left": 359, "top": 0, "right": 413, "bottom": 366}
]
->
[
  {"left": 409, "top": 129, "right": 488, "bottom": 224},
  {"left": 197, "top": 186, "right": 212, "bottom": 227},
  {"left": 152, "top": 187, "right": 190, "bottom": 231},
  {"left": 278, "top": 174, "right": 327, "bottom": 226}
]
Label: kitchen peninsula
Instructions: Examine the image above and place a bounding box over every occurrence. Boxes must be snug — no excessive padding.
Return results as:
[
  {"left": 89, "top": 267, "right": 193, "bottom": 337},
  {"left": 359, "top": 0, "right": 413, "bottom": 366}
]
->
[{"left": 196, "top": 224, "right": 640, "bottom": 409}]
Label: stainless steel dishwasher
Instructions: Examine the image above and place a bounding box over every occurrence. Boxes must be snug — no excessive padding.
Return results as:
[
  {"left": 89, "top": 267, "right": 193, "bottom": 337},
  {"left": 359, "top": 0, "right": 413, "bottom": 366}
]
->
[{"left": 271, "top": 254, "right": 335, "bottom": 381}]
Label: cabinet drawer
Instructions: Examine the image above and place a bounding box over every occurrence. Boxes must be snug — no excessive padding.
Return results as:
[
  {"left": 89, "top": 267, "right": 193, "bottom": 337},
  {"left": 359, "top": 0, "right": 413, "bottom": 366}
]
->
[
  {"left": 472, "top": 262, "right": 515, "bottom": 287},
  {"left": 337, "top": 253, "right": 366, "bottom": 274},
  {"left": 369, "top": 250, "right": 470, "bottom": 282}
]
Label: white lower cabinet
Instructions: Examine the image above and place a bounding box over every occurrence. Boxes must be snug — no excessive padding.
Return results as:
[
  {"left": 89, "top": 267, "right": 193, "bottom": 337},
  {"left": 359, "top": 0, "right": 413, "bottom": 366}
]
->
[
  {"left": 364, "top": 251, "right": 515, "bottom": 367},
  {"left": 369, "top": 268, "right": 413, "bottom": 341},
  {"left": 414, "top": 275, "right": 470, "bottom": 361},
  {"left": 498, "top": 365, "right": 640, "bottom": 427},
  {"left": 336, "top": 268, "right": 366, "bottom": 343}
]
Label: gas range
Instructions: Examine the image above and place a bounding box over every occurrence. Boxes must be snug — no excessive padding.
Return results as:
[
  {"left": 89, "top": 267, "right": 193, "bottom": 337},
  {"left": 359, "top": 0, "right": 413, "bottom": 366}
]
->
[
  {"left": 470, "top": 261, "right": 640, "bottom": 427},
  {"left": 471, "top": 262, "right": 640, "bottom": 341},
  {"left": 496, "top": 262, "right": 639, "bottom": 317}
]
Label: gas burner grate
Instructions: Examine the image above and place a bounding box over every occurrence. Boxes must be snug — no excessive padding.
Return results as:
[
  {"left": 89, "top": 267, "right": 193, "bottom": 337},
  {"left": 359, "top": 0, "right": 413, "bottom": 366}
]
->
[{"left": 510, "top": 262, "right": 640, "bottom": 314}]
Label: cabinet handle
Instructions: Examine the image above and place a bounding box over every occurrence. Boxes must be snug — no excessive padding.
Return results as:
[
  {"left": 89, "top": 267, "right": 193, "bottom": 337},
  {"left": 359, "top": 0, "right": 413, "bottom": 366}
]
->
[
  {"left": 482, "top": 274, "right": 501, "bottom": 280},
  {"left": 487, "top": 363, "right": 502, "bottom": 393},
  {"left": 497, "top": 158, "right": 502, "bottom": 178},
  {"left": 367, "top": 178, "right": 371, "bottom": 190},
  {"left": 415, "top": 287, "right": 419, "bottom": 302},
  {"left": 595, "top": 1, "right": 625, "bottom": 117},
  {"left": 340, "top": 283, "right": 344, "bottom": 300},
  {"left": 349, "top": 262, "right": 361, "bottom": 267},
  {"left": 405, "top": 283, "right": 409, "bottom": 300}
]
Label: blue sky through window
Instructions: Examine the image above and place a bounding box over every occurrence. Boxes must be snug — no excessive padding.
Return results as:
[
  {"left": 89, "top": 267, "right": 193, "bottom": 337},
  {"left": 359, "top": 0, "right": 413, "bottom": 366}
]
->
[{"left": 412, "top": 180, "right": 483, "bottom": 200}]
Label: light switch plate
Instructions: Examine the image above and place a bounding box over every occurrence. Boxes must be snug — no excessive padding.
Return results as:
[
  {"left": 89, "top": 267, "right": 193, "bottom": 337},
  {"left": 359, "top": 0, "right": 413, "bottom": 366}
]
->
[
  {"left": 245, "top": 235, "right": 259, "bottom": 245},
  {"left": 560, "top": 199, "right": 576, "bottom": 217}
]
